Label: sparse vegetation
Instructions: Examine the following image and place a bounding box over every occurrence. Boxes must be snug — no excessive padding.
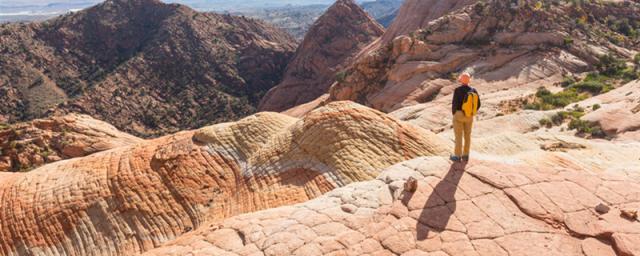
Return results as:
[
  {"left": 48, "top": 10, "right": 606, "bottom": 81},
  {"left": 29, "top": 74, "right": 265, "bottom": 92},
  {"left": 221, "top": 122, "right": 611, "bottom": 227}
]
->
[
  {"left": 335, "top": 71, "right": 348, "bottom": 83},
  {"left": 596, "top": 54, "right": 627, "bottom": 77},
  {"left": 527, "top": 54, "right": 638, "bottom": 111},
  {"left": 524, "top": 87, "right": 589, "bottom": 110},
  {"left": 537, "top": 104, "right": 607, "bottom": 138},
  {"left": 569, "top": 119, "right": 606, "bottom": 138},
  {"left": 563, "top": 36, "right": 574, "bottom": 46}
]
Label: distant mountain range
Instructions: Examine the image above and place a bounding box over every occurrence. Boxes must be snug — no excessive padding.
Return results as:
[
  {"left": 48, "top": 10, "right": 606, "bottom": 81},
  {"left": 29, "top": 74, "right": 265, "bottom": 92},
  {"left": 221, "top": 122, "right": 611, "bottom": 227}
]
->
[{"left": 1, "top": 0, "right": 404, "bottom": 39}]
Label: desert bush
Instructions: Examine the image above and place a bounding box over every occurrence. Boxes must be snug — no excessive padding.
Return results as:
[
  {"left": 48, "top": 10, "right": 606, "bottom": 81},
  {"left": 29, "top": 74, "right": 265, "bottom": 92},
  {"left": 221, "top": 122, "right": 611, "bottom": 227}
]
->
[
  {"left": 568, "top": 119, "right": 606, "bottom": 138},
  {"left": 572, "top": 80, "right": 612, "bottom": 94},
  {"left": 539, "top": 118, "right": 553, "bottom": 128},
  {"left": 595, "top": 54, "right": 627, "bottom": 77},
  {"left": 335, "top": 71, "right": 348, "bottom": 83},
  {"left": 525, "top": 87, "right": 589, "bottom": 110}
]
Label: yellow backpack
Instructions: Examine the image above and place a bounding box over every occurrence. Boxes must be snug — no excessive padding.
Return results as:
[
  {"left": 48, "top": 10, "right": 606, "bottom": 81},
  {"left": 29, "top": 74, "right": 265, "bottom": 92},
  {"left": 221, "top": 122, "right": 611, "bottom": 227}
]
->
[{"left": 461, "top": 90, "right": 479, "bottom": 117}]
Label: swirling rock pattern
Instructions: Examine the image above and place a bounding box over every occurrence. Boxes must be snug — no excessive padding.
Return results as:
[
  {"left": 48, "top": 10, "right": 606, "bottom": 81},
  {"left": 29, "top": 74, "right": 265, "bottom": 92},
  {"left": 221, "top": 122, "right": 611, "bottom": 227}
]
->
[{"left": 0, "top": 102, "right": 448, "bottom": 256}]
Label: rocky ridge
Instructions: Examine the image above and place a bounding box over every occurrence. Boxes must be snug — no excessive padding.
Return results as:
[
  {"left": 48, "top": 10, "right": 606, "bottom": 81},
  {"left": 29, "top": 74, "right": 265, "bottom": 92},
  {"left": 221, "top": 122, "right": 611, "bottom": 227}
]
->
[
  {"left": 0, "top": 114, "right": 141, "bottom": 172},
  {"left": 0, "top": 0, "right": 296, "bottom": 137},
  {"left": 258, "top": 0, "right": 384, "bottom": 112},
  {"left": 0, "top": 102, "right": 448, "bottom": 256}
]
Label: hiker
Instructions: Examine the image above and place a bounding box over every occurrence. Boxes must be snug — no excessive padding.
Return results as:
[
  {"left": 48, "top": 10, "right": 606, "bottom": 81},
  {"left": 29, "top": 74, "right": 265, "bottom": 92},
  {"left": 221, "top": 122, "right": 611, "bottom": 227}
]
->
[{"left": 450, "top": 73, "right": 481, "bottom": 162}]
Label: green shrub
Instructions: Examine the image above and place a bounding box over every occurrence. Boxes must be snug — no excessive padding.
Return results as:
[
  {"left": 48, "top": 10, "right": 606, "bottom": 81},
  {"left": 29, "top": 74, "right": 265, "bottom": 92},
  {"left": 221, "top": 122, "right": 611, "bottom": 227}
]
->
[
  {"left": 551, "top": 113, "right": 565, "bottom": 125},
  {"left": 572, "top": 80, "right": 612, "bottom": 94},
  {"left": 335, "top": 71, "right": 348, "bottom": 83},
  {"left": 568, "top": 119, "right": 606, "bottom": 138},
  {"left": 592, "top": 104, "right": 601, "bottom": 111},
  {"left": 560, "top": 76, "right": 577, "bottom": 87},
  {"left": 539, "top": 88, "right": 588, "bottom": 109},
  {"left": 595, "top": 54, "right": 627, "bottom": 77},
  {"left": 539, "top": 118, "right": 553, "bottom": 128},
  {"left": 537, "top": 105, "right": 586, "bottom": 129},
  {"left": 563, "top": 36, "right": 574, "bottom": 46}
]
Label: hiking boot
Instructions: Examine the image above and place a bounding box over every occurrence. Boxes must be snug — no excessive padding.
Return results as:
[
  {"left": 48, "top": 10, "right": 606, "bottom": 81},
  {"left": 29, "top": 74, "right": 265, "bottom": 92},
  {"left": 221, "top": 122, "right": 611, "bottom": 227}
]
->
[
  {"left": 461, "top": 155, "right": 470, "bottom": 162},
  {"left": 450, "top": 155, "right": 462, "bottom": 162}
]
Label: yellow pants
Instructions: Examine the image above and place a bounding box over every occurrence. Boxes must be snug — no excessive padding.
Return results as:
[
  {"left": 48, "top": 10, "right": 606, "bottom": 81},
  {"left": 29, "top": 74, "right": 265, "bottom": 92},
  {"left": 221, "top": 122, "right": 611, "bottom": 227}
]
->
[{"left": 453, "top": 111, "right": 473, "bottom": 157}]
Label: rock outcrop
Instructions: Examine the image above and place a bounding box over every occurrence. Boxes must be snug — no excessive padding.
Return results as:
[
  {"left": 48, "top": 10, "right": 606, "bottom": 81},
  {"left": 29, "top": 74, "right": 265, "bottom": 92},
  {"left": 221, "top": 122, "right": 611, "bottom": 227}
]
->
[
  {"left": 380, "top": 0, "right": 477, "bottom": 44},
  {"left": 578, "top": 80, "right": 640, "bottom": 140},
  {"left": 0, "top": 102, "right": 448, "bottom": 256},
  {"left": 143, "top": 156, "right": 640, "bottom": 256},
  {"left": 258, "top": 0, "right": 383, "bottom": 112},
  {"left": 0, "top": 114, "right": 141, "bottom": 172},
  {"left": 328, "top": 0, "right": 640, "bottom": 115},
  {"left": 0, "top": 0, "right": 296, "bottom": 137}
]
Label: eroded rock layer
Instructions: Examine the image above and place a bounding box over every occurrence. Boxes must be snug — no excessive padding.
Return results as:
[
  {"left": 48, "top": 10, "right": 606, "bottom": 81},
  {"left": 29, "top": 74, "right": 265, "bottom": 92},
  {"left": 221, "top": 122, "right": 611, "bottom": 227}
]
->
[
  {"left": 0, "top": 114, "right": 142, "bottom": 172},
  {"left": 0, "top": 102, "right": 448, "bottom": 256},
  {"left": 143, "top": 156, "right": 640, "bottom": 256}
]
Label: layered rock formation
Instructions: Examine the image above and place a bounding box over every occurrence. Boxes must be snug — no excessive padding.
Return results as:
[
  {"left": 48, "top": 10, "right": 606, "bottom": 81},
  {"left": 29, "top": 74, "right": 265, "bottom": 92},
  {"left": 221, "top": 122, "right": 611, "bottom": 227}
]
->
[
  {"left": 328, "top": 0, "right": 640, "bottom": 117},
  {"left": 0, "top": 102, "right": 448, "bottom": 256},
  {"left": 144, "top": 156, "right": 640, "bottom": 256},
  {"left": 380, "top": 0, "right": 477, "bottom": 44},
  {"left": 0, "top": 114, "right": 141, "bottom": 172},
  {"left": 577, "top": 80, "right": 640, "bottom": 140},
  {"left": 0, "top": 0, "right": 296, "bottom": 137},
  {"left": 258, "top": 0, "right": 383, "bottom": 112}
]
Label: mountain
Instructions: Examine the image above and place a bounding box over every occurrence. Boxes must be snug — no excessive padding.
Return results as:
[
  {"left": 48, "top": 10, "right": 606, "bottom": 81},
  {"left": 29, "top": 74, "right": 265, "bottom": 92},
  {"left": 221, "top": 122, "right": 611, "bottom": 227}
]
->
[
  {"left": 235, "top": 4, "right": 329, "bottom": 40},
  {"left": 238, "top": 0, "right": 402, "bottom": 41},
  {"left": 258, "top": 0, "right": 383, "bottom": 112},
  {"left": 0, "top": 0, "right": 296, "bottom": 137},
  {"left": 375, "top": 8, "right": 398, "bottom": 27},
  {"left": 361, "top": 0, "right": 403, "bottom": 27}
]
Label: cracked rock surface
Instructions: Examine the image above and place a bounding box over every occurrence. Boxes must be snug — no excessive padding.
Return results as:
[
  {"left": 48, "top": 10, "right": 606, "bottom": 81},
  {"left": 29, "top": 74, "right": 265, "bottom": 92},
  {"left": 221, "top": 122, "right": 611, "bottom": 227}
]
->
[{"left": 144, "top": 156, "right": 640, "bottom": 256}]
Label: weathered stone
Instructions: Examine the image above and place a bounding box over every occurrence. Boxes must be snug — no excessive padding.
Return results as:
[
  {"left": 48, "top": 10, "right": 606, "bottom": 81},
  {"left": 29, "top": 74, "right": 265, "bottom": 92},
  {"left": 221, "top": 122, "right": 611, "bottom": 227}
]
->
[
  {"left": 405, "top": 177, "right": 419, "bottom": 193},
  {"left": 596, "top": 203, "right": 611, "bottom": 214}
]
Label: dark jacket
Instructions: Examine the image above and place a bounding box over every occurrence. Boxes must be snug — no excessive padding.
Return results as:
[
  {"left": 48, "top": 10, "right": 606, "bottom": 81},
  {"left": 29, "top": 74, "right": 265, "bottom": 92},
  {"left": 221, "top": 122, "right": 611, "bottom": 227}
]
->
[{"left": 452, "top": 85, "right": 481, "bottom": 115}]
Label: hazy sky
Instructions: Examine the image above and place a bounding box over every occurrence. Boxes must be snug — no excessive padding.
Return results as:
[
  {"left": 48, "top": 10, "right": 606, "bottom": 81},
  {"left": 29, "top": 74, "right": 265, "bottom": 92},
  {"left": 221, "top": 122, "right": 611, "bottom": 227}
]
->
[
  {"left": 0, "top": 0, "right": 350, "bottom": 13},
  {"left": 0, "top": 0, "right": 339, "bottom": 7}
]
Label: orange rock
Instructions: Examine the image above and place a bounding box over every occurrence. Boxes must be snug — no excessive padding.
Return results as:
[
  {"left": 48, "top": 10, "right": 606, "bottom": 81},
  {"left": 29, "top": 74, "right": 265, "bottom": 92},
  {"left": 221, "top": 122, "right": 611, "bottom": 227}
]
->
[{"left": 0, "top": 102, "right": 448, "bottom": 255}]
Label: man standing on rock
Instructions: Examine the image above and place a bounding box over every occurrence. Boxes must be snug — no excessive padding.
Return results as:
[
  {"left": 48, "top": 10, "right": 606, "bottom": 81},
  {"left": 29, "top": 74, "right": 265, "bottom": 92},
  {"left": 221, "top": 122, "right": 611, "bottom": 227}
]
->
[{"left": 450, "top": 72, "right": 481, "bottom": 162}]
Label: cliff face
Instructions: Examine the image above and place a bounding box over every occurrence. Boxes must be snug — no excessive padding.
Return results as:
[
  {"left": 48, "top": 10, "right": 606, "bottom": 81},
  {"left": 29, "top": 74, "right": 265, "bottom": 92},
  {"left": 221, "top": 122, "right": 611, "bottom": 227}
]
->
[
  {"left": 0, "top": 0, "right": 296, "bottom": 137},
  {"left": 258, "top": 0, "right": 383, "bottom": 112}
]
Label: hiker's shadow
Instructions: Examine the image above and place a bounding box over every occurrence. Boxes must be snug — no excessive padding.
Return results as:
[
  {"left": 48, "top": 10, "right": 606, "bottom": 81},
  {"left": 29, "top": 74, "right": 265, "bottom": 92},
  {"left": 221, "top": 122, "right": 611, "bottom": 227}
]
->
[{"left": 402, "top": 161, "right": 467, "bottom": 241}]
